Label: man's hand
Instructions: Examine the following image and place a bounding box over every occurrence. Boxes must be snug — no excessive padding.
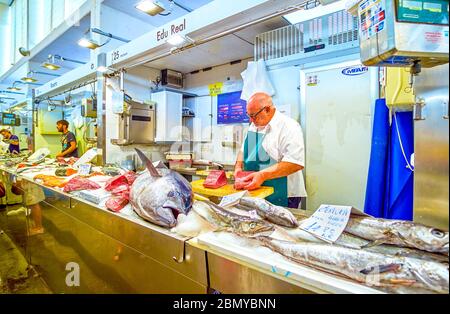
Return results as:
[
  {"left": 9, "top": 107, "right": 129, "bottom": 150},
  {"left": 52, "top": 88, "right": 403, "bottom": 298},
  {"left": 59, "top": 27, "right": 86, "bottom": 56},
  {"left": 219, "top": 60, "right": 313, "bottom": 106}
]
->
[
  {"left": 234, "top": 170, "right": 252, "bottom": 190},
  {"left": 242, "top": 172, "right": 266, "bottom": 191},
  {"left": 233, "top": 167, "right": 243, "bottom": 181},
  {"left": 56, "top": 152, "right": 64, "bottom": 158}
]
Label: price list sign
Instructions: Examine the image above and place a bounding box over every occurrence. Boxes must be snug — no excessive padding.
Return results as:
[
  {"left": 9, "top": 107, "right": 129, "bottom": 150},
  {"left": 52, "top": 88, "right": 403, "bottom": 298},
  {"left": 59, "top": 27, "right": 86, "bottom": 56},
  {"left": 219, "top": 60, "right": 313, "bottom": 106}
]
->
[
  {"left": 217, "top": 91, "right": 249, "bottom": 125},
  {"left": 300, "top": 205, "right": 356, "bottom": 243}
]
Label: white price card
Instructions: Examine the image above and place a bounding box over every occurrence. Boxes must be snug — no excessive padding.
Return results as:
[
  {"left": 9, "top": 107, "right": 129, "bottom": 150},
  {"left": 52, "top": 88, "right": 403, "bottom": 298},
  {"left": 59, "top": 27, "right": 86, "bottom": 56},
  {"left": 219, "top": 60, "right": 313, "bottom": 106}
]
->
[
  {"left": 219, "top": 190, "right": 250, "bottom": 208},
  {"left": 78, "top": 164, "right": 92, "bottom": 176},
  {"left": 73, "top": 148, "right": 98, "bottom": 169},
  {"left": 299, "top": 205, "right": 365, "bottom": 243}
]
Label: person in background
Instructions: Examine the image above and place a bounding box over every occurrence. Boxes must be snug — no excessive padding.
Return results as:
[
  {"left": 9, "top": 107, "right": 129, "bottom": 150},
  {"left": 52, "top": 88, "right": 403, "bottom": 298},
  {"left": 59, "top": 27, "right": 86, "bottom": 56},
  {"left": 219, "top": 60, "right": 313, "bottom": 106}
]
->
[
  {"left": 56, "top": 120, "right": 79, "bottom": 158},
  {"left": 7, "top": 179, "right": 46, "bottom": 236},
  {"left": 0, "top": 129, "right": 20, "bottom": 154},
  {"left": 234, "top": 92, "right": 307, "bottom": 209}
]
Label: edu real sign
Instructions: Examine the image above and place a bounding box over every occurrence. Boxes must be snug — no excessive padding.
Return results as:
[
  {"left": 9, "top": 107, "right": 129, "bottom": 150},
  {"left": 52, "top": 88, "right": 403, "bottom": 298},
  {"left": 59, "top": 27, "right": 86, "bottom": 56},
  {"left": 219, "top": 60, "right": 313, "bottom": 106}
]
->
[
  {"left": 157, "top": 19, "right": 186, "bottom": 41},
  {"left": 342, "top": 65, "right": 369, "bottom": 76}
]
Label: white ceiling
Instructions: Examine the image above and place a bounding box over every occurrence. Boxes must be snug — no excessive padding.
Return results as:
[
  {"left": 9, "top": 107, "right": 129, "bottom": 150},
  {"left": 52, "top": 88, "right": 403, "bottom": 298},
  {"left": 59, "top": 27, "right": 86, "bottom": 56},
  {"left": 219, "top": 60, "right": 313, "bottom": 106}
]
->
[
  {"left": 31, "top": 15, "right": 91, "bottom": 71},
  {"left": 103, "top": 0, "right": 214, "bottom": 27},
  {"left": 144, "top": 17, "right": 287, "bottom": 73}
]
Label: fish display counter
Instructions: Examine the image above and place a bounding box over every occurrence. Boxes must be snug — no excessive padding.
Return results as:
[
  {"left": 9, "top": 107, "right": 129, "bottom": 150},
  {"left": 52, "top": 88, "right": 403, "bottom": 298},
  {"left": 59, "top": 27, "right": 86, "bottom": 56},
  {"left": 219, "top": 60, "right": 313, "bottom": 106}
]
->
[
  {"left": 190, "top": 232, "right": 384, "bottom": 294},
  {"left": 0, "top": 161, "right": 208, "bottom": 293},
  {"left": 183, "top": 200, "right": 449, "bottom": 294},
  {"left": 0, "top": 151, "right": 448, "bottom": 294}
]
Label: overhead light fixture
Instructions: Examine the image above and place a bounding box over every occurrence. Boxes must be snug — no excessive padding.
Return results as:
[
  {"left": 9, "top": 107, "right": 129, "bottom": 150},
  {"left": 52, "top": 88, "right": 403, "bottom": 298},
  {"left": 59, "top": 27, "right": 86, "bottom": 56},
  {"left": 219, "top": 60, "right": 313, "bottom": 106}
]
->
[
  {"left": 135, "top": 0, "right": 166, "bottom": 16},
  {"left": 78, "top": 28, "right": 130, "bottom": 50},
  {"left": 78, "top": 37, "right": 101, "bottom": 49},
  {"left": 21, "top": 77, "right": 38, "bottom": 83},
  {"left": 21, "top": 70, "right": 60, "bottom": 83},
  {"left": 41, "top": 54, "right": 86, "bottom": 70},
  {"left": 42, "top": 63, "right": 61, "bottom": 70},
  {"left": 166, "top": 34, "right": 193, "bottom": 46},
  {"left": 41, "top": 55, "right": 61, "bottom": 71},
  {"left": 21, "top": 71, "right": 38, "bottom": 83},
  {"left": 19, "top": 47, "right": 30, "bottom": 57},
  {"left": 7, "top": 82, "right": 22, "bottom": 92}
]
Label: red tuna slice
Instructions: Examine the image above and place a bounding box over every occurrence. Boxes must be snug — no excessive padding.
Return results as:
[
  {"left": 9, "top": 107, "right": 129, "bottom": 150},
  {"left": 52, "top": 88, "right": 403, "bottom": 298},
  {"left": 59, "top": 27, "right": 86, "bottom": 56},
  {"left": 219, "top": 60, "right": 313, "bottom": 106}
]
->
[
  {"left": 203, "top": 170, "right": 228, "bottom": 189},
  {"left": 63, "top": 176, "right": 101, "bottom": 193},
  {"left": 110, "top": 184, "right": 129, "bottom": 195},
  {"left": 105, "top": 175, "right": 128, "bottom": 191},
  {"left": 106, "top": 197, "right": 129, "bottom": 212},
  {"left": 120, "top": 190, "right": 130, "bottom": 201},
  {"left": 234, "top": 171, "right": 255, "bottom": 190},
  {"left": 124, "top": 171, "right": 137, "bottom": 185}
]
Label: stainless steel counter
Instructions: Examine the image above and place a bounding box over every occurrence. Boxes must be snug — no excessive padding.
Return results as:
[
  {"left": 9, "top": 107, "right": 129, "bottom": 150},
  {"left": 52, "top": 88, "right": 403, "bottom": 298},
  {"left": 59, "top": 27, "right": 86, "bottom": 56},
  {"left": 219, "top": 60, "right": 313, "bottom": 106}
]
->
[
  {"left": 0, "top": 165, "right": 362, "bottom": 294},
  {"left": 0, "top": 166, "right": 208, "bottom": 293}
]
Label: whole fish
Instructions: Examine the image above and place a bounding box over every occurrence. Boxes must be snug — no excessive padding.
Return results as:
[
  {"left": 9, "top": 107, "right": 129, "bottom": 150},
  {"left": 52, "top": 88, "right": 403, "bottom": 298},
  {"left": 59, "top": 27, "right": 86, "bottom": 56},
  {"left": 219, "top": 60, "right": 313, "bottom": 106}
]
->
[
  {"left": 345, "top": 216, "right": 449, "bottom": 255},
  {"left": 258, "top": 237, "right": 449, "bottom": 294},
  {"left": 277, "top": 226, "right": 449, "bottom": 264},
  {"left": 130, "top": 149, "right": 193, "bottom": 228},
  {"left": 193, "top": 200, "right": 274, "bottom": 237},
  {"left": 238, "top": 197, "right": 299, "bottom": 228}
]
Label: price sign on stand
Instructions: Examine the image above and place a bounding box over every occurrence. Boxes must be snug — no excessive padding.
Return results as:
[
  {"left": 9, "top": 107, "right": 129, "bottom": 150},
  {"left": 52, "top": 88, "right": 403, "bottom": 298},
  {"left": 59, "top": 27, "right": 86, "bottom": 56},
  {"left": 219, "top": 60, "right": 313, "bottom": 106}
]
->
[
  {"left": 299, "top": 205, "right": 368, "bottom": 243},
  {"left": 78, "top": 164, "right": 92, "bottom": 176}
]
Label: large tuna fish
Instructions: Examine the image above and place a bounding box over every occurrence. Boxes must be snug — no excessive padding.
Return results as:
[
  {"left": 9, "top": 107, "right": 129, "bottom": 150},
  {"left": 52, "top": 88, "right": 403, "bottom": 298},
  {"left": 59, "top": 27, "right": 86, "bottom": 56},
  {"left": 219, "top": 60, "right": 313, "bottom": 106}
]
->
[{"left": 130, "top": 149, "right": 193, "bottom": 228}]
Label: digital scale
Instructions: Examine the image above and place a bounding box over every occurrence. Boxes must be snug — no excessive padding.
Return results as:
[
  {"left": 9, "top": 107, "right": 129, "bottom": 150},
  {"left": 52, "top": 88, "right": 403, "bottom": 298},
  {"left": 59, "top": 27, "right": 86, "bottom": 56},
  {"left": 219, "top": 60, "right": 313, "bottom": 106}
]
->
[{"left": 359, "top": 0, "right": 449, "bottom": 68}]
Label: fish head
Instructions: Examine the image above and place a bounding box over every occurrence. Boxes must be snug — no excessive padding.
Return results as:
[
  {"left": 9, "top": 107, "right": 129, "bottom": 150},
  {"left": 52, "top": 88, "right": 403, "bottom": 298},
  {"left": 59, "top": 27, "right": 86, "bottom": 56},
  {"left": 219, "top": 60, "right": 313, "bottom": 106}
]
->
[
  {"left": 410, "top": 226, "right": 449, "bottom": 253},
  {"left": 144, "top": 171, "right": 193, "bottom": 227},
  {"left": 166, "top": 171, "right": 193, "bottom": 213},
  {"left": 154, "top": 205, "right": 178, "bottom": 228},
  {"left": 234, "top": 220, "right": 275, "bottom": 237},
  {"left": 275, "top": 208, "right": 300, "bottom": 227}
]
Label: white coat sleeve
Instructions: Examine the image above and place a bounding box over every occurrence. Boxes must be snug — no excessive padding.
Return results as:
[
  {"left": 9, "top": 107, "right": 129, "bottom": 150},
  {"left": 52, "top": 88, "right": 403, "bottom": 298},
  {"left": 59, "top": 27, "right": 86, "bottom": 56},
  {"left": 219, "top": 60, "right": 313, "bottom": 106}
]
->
[{"left": 280, "top": 122, "right": 305, "bottom": 167}]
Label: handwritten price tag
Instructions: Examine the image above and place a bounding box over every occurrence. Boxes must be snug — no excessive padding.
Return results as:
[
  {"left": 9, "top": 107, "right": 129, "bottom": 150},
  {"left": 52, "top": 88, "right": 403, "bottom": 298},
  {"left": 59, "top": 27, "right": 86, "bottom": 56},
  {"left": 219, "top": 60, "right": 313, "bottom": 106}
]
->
[
  {"left": 78, "top": 164, "right": 92, "bottom": 176},
  {"left": 299, "top": 205, "right": 355, "bottom": 243}
]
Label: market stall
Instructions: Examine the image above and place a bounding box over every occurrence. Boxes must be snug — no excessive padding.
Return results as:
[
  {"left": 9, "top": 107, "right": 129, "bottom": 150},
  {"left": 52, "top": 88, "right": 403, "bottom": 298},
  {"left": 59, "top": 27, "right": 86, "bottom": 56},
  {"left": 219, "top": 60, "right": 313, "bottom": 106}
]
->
[
  {"left": 0, "top": 0, "right": 448, "bottom": 295},
  {"left": 0, "top": 150, "right": 448, "bottom": 294}
]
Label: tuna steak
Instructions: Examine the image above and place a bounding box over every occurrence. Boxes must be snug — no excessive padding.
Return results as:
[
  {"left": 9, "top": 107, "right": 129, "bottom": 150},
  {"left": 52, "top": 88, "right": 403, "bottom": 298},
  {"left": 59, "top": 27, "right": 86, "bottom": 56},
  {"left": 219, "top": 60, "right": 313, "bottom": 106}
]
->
[{"left": 130, "top": 149, "right": 193, "bottom": 228}]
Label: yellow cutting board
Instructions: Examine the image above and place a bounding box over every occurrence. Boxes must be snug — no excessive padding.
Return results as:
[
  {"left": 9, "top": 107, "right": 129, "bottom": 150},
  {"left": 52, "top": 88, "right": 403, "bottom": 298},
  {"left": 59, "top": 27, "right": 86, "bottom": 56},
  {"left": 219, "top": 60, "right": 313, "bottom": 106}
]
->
[{"left": 191, "top": 179, "right": 274, "bottom": 199}]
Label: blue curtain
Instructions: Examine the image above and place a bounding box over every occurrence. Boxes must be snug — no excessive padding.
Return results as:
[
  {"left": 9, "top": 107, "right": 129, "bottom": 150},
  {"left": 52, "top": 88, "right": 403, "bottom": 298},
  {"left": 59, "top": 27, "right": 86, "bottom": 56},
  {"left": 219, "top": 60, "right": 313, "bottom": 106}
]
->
[
  {"left": 364, "top": 99, "right": 414, "bottom": 220},
  {"left": 385, "top": 110, "right": 414, "bottom": 220},
  {"left": 364, "top": 99, "right": 390, "bottom": 217}
]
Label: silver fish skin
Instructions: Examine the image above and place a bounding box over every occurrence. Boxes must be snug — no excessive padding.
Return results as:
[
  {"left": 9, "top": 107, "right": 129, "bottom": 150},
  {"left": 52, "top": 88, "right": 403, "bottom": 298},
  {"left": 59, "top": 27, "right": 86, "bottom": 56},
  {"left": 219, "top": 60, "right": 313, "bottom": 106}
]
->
[
  {"left": 130, "top": 149, "right": 193, "bottom": 228},
  {"left": 198, "top": 201, "right": 275, "bottom": 237},
  {"left": 345, "top": 216, "right": 449, "bottom": 255},
  {"left": 192, "top": 201, "right": 225, "bottom": 229},
  {"left": 239, "top": 197, "right": 299, "bottom": 228},
  {"left": 281, "top": 226, "right": 449, "bottom": 264},
  {"left": 258, "top": 237, "right": 449, "bottom": 294}
]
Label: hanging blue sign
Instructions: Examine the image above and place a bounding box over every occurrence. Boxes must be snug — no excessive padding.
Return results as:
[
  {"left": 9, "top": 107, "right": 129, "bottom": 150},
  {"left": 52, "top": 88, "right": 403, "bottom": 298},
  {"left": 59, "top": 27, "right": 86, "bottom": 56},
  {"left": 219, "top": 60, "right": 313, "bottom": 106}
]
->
[{"left": 217, "top": 91, "right": 249, "bottom": 124}]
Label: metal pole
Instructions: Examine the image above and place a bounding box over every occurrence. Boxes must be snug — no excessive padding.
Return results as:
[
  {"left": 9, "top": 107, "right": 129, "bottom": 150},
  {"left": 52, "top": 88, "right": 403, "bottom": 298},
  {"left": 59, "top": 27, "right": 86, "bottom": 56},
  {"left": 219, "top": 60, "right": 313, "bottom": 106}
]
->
[{"left": 91, "top": 28, "right": 130, "bottom": 43}]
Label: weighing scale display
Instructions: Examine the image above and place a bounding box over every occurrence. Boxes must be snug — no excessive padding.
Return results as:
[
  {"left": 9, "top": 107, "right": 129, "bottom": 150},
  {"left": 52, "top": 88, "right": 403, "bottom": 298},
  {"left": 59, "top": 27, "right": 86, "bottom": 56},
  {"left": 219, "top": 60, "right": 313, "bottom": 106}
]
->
[{"left": 396, "top": 0, "right": 449, "bottom": 25}]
